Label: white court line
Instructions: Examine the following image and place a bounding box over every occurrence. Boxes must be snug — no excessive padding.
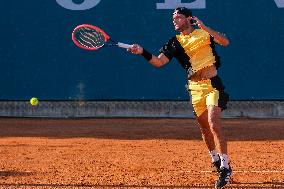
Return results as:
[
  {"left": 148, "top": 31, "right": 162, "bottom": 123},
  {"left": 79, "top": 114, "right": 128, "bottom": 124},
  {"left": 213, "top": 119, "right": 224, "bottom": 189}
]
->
[{"left": 183, "top": 170, "right": 284, "bottom": 173}]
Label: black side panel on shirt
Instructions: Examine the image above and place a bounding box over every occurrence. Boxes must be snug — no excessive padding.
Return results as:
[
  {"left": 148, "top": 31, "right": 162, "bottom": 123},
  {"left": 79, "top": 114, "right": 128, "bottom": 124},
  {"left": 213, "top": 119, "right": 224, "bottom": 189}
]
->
[
  {"left": 159, "top": 36, "right": 191, "bottom": 70},
  {"left": 210, "top": 36, "right": 221, "bottom": 69}
]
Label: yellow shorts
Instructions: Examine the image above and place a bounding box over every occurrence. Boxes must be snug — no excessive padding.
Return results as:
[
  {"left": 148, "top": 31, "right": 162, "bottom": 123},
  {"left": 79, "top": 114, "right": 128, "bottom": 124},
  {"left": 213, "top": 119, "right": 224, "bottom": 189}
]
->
[{"left": 188, "top": 76, "right": 229, "bottom": 117}]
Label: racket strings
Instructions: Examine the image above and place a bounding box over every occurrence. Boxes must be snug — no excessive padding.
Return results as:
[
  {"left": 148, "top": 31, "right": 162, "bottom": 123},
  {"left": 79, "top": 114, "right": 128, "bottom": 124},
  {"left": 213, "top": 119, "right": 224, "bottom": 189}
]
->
[
  {"left": 75, "top": 28, "right": 106, "bottom": 49},
  {"left": 77, "top": 33, "right": 96, "bottom": 48}
]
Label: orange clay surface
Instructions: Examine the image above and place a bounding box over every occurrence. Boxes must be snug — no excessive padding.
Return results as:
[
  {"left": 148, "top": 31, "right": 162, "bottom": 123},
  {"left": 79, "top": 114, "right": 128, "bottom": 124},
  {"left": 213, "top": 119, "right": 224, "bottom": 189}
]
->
[{"left": 0, "top": 118, "right": 283, "bottom": 189}]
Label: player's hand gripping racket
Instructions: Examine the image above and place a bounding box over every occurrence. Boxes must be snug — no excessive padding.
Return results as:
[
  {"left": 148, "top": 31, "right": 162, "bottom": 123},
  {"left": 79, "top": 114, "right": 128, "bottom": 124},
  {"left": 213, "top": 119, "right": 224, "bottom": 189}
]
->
[{"left": 72, "top": 24, "right": 132, "bottom": 50}]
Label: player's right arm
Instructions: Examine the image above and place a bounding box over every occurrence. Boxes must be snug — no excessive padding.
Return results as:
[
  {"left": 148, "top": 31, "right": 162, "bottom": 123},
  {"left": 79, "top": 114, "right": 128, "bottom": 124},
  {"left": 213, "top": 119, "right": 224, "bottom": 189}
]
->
[{"left": 128, "top": 44, "right": 169, "bottom": 68}]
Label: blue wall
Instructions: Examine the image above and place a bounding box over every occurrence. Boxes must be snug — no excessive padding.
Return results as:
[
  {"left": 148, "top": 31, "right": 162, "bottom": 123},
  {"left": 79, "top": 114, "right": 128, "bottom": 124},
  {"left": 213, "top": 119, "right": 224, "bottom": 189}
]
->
[{"left": 1, "top": 0, "right": 284, "bottom": 100}]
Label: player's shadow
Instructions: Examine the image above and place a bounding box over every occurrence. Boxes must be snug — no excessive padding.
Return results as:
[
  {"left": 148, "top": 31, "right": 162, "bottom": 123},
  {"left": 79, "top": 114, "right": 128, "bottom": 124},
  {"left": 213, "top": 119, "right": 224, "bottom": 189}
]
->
[
  {"left": 0, "top": 170, "right": 33, "bottom": 177},
  {"left": 0, "top": 118, "right": 283, "bottom": 140}
]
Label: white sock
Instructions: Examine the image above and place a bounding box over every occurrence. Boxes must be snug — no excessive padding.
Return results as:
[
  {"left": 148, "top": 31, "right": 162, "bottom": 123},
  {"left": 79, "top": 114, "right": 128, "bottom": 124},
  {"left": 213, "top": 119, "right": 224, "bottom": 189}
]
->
[
  {"left": 209, "top": 150, "right": 220, "bottom": 162},
  {"left": 220, "top": 154, "right": 229, "bottom": 169}
]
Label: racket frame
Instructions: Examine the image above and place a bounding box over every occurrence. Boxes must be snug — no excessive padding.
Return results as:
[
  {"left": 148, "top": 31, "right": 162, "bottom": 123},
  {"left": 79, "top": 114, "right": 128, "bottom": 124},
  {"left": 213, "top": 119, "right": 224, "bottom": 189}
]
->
[{"left": 72, "top": 24, "right": 132, "bottom": 50}]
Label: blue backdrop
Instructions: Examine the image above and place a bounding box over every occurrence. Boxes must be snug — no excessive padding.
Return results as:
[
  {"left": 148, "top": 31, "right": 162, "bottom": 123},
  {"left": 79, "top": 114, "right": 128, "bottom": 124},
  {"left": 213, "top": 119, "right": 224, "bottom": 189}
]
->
[{"left": 1, "top": 0, "right": 284, "bottom": 100}]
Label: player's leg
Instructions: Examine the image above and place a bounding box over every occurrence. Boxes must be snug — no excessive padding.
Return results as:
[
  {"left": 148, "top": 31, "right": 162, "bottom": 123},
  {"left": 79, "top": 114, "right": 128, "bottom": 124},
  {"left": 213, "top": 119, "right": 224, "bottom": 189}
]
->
[
  {"left": 207, "top": 106, "right": 227, "bottom": 155},
  {"left": 205, "top": 77, "right": 232, "bottom": 188},
  {"left": 189, "top": 80, "right": 221, "bottom": 172},
  {"left": 197, "top": 110, "right": 221, "bottom": 172},
  {"left": 207, "top": 105, "right": 232, "bottom": 188},
  {"left": 197, "top": 110, "right": 216, "bottom": 151}
]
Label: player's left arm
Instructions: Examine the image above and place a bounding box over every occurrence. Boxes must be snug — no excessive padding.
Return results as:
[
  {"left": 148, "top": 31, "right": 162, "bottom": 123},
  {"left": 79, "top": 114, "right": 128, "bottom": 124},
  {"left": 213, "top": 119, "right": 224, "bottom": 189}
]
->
[{"left": 192, "top": 16, "right": 230, "bottom": 46}]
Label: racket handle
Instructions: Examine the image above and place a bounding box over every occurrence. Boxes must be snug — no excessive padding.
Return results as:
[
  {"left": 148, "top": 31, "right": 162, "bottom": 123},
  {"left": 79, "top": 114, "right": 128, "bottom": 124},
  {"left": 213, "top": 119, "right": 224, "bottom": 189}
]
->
[{"left": 117, "top": 42, "right": 132, "bottom": 49}]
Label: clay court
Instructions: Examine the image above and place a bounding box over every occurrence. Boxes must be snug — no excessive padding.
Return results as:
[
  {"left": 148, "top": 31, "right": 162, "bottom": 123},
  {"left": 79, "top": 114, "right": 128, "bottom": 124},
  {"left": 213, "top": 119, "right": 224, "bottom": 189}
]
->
[{"left": 0, "top": 118, "right": 283, "bottom": 189}]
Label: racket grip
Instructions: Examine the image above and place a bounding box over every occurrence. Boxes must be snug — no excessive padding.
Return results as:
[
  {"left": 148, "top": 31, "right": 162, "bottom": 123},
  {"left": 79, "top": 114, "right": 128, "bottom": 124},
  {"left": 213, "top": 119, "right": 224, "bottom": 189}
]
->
[{"left": 117, "top": 42, "right": 132, "bottom": 49}]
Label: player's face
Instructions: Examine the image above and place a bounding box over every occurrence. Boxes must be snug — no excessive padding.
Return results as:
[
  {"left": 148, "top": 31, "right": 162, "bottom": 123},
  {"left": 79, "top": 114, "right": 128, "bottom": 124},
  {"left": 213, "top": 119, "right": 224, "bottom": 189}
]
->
[{"left": 173, "top": 13, "right": 189, "bottom": 32}]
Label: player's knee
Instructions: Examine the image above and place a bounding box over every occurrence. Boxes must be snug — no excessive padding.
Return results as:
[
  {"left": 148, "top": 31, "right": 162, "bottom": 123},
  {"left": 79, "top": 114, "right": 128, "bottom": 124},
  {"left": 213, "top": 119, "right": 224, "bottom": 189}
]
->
[
  {"left": 208, "top": 116, "right": 220, "bottom": 132},
  {"left": 207, "top": 106, "right": 221, "bottom": 129},
  {"left": 199, "top": 124, "right": 211, "bottom": 135},
  {"left": 208, "top": 119, "right": 221, "bottom": 135}
]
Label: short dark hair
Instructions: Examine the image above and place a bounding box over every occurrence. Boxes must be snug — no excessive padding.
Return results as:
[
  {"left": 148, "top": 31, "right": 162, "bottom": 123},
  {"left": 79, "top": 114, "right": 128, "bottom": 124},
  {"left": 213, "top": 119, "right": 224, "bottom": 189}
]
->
[{"left": 174, "top": 7, "right": 193, "bottom": 18}]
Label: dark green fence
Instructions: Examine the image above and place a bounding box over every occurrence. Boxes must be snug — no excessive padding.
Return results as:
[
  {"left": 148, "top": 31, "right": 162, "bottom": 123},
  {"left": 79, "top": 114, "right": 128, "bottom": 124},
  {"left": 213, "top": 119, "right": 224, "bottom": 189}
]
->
[{"left": 1, "top": 0, "right": 283, "bottom": 100}]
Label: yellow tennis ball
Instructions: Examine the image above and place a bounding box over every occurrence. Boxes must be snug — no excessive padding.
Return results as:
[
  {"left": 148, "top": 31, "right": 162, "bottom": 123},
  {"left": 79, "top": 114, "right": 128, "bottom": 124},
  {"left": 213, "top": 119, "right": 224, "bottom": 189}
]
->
[{"left": 30, "top": 97, "right": 39, "bottom": 106}]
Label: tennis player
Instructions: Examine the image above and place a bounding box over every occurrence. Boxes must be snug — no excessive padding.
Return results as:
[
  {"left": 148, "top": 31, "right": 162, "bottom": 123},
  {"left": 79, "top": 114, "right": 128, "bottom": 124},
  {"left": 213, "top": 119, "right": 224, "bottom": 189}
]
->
[{"left": 128, "top": 7, "right": 232, "bottom": 188}]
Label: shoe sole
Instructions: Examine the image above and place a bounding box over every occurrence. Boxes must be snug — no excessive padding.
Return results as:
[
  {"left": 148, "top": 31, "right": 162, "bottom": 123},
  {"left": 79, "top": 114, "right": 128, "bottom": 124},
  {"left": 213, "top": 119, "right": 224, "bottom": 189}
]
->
[{"left": 215, "top": 170, "right": 233, "bottom": 188}]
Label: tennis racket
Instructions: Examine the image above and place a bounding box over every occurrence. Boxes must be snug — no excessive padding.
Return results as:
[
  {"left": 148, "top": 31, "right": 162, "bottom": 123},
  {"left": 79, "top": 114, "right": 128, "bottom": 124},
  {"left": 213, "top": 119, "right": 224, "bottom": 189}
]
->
[{"left": 72, "top": 24, "right": 132, "bottom": 50}]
